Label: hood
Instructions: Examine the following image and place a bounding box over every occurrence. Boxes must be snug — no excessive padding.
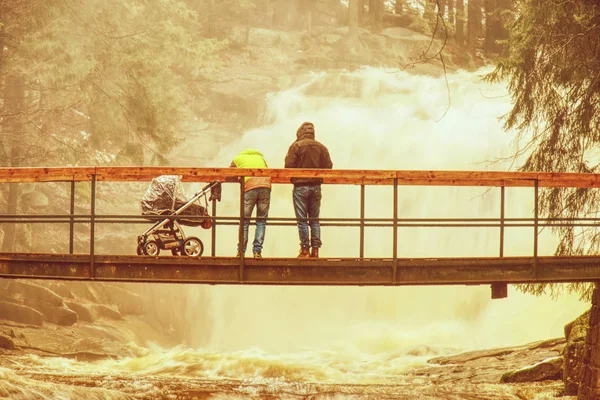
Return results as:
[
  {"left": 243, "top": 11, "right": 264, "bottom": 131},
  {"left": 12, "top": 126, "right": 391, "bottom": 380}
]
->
[
  {"left": 239, "top": 148, "right": 264, "bottom": 157},
  {"left": 296, "top": 122, "right": 315, "bottom": 141}
]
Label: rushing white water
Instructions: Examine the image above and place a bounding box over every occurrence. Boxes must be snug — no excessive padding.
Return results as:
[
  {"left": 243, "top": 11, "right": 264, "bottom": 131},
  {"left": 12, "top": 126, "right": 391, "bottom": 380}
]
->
[
  {"left": 1, "top": 66, "right": 589, "bottom": 399},
  {"left": 184, "top": 66, "right": 588, "bottom": 357}
]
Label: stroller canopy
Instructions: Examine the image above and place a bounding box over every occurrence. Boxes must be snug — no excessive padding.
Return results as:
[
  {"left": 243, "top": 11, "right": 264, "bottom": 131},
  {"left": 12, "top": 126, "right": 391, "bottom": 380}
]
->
[{"left": 141, "top": 175, "right": 209, "bottom": 227}]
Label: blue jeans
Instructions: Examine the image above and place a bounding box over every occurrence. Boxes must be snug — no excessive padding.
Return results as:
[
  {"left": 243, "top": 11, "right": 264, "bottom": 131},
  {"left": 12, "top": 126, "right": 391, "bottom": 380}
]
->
[
  {"left": 238, "top": 187, "right": 271, "bottom": 254},
  {"left": 292, "top": 185, "right": 322, "bottom": 249}
]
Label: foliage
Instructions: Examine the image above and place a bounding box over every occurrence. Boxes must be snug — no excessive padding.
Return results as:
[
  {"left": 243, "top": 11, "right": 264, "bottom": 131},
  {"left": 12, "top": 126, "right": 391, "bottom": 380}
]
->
[
  {"left": 487, "top": 0, "right": 600, "bottom": 301},
  {"left": 1, "top": 0, "right": 226, "bottom": 166}
]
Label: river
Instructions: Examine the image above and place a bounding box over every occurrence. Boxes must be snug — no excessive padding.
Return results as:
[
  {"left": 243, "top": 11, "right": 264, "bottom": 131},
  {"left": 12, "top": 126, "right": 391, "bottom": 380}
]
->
[{"left": 0, "top": 67, "right": 588, "bottom": 399}]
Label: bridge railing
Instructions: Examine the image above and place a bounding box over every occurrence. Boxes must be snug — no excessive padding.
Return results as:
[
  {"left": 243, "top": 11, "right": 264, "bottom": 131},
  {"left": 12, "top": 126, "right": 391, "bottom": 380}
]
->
[{"left": 1, "top": 167, "right": 599, "bottom": 276}]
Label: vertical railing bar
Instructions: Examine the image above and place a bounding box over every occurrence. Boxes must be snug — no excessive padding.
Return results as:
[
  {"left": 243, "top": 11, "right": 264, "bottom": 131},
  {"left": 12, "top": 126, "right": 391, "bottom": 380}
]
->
[
  {"left": 90, "top": 175, "right": 96, "bottom": 279},
  {"left": 211, "top": 197, "right": 217, "bottom": 257},
  {"left": 393, "top": 178, "right": 398, "bottom": 283},
  {"left": 69, "top": 181, "right": 75, "bottom": 254},
  {"left": 500, "top": 185, "right": 505, "bottom": 257},
  {"left": 533, "top": 179, "right": 539, "bottom": 277},
  {"left": 360, "top": 184, "right": 365, "bottom": 259},
  {"left": 238, "top": 179, "right": 245, "bottom": 282}
]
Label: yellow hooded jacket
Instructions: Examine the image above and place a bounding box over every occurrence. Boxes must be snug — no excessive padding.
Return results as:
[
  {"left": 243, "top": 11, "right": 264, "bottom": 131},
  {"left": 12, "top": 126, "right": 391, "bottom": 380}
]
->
[{"left": 230, "top": 149, "right": 272, "bottom": 192}]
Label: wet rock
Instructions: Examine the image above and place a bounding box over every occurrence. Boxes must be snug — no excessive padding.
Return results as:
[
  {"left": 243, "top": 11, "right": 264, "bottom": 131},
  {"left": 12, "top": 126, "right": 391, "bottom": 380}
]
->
[
  {"left": 45, "top": 282, "right": 75, "bottom": 299},
  {"left": 563, "top": 309, "right": 590, "bottom": 395},
  {"left": 425, "top": 338, "right": 564, "bottom": 384},
  {"left": 90, "top": 304, "right": 123, "bottom": 321},
  {"left": 209, "top": 78, "right": 277, "bottom": 117},
  {"left": 0, "top": 301, "right": 43, "bottom": 326},
  {"left": 64, "top": 301, "right": 94, "bottom": 323},
  {"left": 318, "top": 33, "right": 342, "bottom": 45},
  {"left": 380, "top": 27, "right": 433, "bottom": 43},
  {"left": 66, "top": 283, "right": 100, "bottom": 303},
  {"left": 20, "top": 190, "right": 49, "bottom": 208},
  {"left": 228, "top": 26, "right": 300, "bottom": 47},
  {"left": 500, "top": 356, "right": 563, "bottom": 383},
  {"left": 24, "top": 298, "right": 78, "bottom": 326},
  {"left": 43, "top": 305, "right": 78, "bottom": 326},
  {"left": 0, "top": 333, "right": 15, "bottom": 350},
  {"left": 9, "top": 281, "right": 63, "bottom": 306},
  {"left": 105, "top": 285, "right": 146, "bottom": 316},
  {"left": 296, "top": 55, "right": 336, "bottom": 69}
]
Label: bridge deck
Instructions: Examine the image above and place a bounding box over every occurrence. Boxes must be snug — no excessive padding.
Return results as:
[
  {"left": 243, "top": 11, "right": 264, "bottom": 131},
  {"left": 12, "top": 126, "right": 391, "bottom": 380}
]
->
[{"left": 1, "top": 253, "right": 599, "bottom": 285}]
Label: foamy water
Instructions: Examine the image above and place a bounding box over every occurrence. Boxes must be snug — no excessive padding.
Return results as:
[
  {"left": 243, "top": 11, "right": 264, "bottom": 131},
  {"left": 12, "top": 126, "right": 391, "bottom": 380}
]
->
[{"left": 1, "top": 66, "right": 588, "bottom": 399}]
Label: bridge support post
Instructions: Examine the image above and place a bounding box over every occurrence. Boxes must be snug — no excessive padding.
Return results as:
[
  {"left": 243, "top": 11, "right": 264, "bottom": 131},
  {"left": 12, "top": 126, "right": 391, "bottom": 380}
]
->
[
  {"left": 90, "top": 175, "right": 96, "bottom": 279},
  {"left": 360, "top": 184, "right": 365, "bottom": 259},
  {"left": 491, "top": 282, "right": 508, "bottom": 299},
  {"left": 534, "top": 179, "right": 539, "bottom": 278},
  {"left": 238, "top": 179, "right": 245, "bottom": 282},
  {"left": 69, "top": 181, "right": 75, "bottom": 254},
  {"left": 211, "top": 197, "right": 217, "bottom": 257},
  {"left": 393, "top": 178, "right": 398, "bottom": 283},
  {"left": 500, "top": 185, "right": 505, "bottom": 257}
]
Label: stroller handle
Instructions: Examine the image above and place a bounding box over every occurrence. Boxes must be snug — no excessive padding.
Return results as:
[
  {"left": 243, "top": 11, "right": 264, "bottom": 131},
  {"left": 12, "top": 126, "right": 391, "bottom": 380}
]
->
[{"left": 201, "top": 180, "right": 219, "bottom": 191}]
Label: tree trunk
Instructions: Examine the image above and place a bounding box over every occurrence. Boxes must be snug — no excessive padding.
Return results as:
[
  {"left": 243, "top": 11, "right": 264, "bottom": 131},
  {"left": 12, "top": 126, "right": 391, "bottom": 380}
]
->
[
  {"left": 395, "top": 0, "right": 404, "bottom": 15},
  {"left": 496, "top": 0, "right": 512, "bottom": 55},
  {"left": 1, "top": 74, "right": 25, "bottom": 252},
  {"left": 424, "top": 0, "right": 436, "bottom": 22},
  {"left": 455, "top": 0, "right": 465, "bottom": 46},
  {"left": 348, "top": 0, "right": 360, "bottom": 48},
  {"left": 579, "top": 282, "right": 600, "bottom": 399},
  {"left": 474, "top": 0, "right": 483, "bottom": 36},
  {"left": 438, "top": 0, "right": 447, "bottom": 19},
  {"left": 484, "top": 0, "right": 498, "bottom": 54},
  {"left": 484, "top": 0, "right": 511, "bottom": 55},
  {"left": 359, "top": 0, "right": 366, "bottom": 22},
  {"left": 467, "top": 0, "right": 480, "bottom": 54},
  {"left": 369, "top": 0, "right": 383, "bottom": 24},
  {"left": 448, "top": 0, "right": 456, "bottom": 25}
]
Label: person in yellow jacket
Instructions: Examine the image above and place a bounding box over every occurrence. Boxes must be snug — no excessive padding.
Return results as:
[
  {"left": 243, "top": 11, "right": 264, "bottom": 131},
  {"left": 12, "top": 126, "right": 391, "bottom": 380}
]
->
[{"left": 230, "top": 149, "right": 271, "bottom": 258}]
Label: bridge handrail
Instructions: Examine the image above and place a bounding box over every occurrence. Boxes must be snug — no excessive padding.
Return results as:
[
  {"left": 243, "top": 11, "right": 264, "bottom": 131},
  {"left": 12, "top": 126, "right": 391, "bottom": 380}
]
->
[{"left": 1, "top": 167, "right": 600, "bottom": 187}]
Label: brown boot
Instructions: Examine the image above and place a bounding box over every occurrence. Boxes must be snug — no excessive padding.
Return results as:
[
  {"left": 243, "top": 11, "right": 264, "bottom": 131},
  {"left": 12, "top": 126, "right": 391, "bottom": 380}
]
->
[
  {"left": 310, "top": 247, "right": 319, "bottom": 258},
  {"left": 298, "top": 247, "right": 310, "bottom": 258}
]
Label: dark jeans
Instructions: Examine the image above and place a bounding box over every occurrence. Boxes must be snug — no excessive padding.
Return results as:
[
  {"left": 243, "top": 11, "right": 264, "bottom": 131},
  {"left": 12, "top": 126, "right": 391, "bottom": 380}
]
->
[
  {"left": 292, "top": 185, "right": 322, "bottom": 249},
  {"left": 238, "top": 187, "right": 271, "bottom": 254}
]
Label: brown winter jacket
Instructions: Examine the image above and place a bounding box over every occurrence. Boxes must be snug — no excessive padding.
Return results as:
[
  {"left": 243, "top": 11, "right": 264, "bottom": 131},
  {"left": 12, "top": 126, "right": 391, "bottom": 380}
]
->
[{"left": 284, "top": 122, "right": 333, "bottom": 186}]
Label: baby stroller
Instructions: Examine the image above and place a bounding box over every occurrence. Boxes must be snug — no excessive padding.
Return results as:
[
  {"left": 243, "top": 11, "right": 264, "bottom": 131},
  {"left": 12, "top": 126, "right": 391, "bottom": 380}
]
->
[{"left": 137, "top": 175, "right": 221, "bottom": 257}]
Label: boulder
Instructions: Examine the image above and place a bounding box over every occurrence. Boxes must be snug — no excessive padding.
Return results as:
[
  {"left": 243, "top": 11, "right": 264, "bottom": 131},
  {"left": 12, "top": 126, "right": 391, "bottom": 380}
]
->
[
  {"left": 210, "top": 78, "right": 277, "bottom": 116},
  {"left": 563, "top": 309, "right": 590, "bottom": 395},
  {"left": 500, "top": 356, "right": 563, "bottom": 383},
  {"left": 8, "top": 281, "right": 63, "bottom": 306},
  {"left": 90, "top": 304, "right": 123, "bottom": 321},
  {"left": 67, "top": 283, "right": 100, "bottom": 303},
  {"left": 0, "top": 333, "right": 14, "bottom": 350},
  {"left": 228, "top": 25, "right": 300, "bottom": 47},
  {"left": 45, "top": 282, "right": 74, "bottom": 299},
  {"left": 64, "top": 301, "right": 94, "bottom": 323},
  {"left": 24, "top": 298, "right": 78, "bottom": 326},
  {"left": 318, "top": 33, "right": 342, "bottom": 45},
  {"left": 42, "top": 305, "right": 78, "bottom": 326},
  {"left": 0, "top": 301, "right": 43, "bottom": 326},
  {"left": 103, "top": 285, "right": 146, "bottom": 316},
  {"left": 380, "top": 27, "right": 433, "bottom": 43}
]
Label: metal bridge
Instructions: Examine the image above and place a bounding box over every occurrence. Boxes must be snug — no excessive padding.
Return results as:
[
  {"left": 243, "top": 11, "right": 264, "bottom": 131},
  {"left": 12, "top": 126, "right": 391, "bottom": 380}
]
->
[{"left": 1, "top": 166, "right": 600, "bottom": 298}]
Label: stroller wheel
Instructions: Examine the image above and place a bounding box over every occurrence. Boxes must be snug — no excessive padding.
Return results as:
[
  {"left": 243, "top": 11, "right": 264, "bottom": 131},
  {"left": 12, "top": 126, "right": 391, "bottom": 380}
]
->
[
  {"left": 183, "top": 237, "right": 204, "bottom": 257},
  {"left": 136, "top": 245, "right": 144, "bottom": 256},
  {"left": 143, "top": 241, "right": 160, "bottom": 256}
]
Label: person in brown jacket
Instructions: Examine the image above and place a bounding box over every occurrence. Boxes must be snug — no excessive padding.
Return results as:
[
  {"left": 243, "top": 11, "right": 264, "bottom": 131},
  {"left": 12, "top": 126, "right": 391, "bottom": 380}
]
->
[
  {"left": 284, "top": 122, "right": 333, "bottom": 258},
  {"left": 230, "top": 149, "right": 271, "bottom": 258}
]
